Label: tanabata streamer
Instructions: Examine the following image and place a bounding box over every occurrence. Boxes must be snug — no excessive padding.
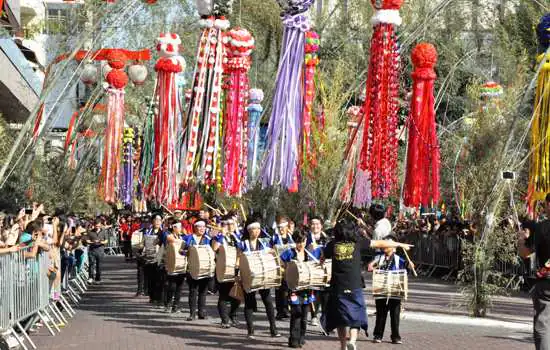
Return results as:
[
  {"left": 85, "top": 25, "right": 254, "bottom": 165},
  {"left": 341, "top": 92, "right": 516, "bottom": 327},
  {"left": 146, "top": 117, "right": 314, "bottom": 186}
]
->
[
  {"left": 121, "top": 127, "right": 135, "bottom": 207},
  {"left": 403, "top": 43, "right": 440, "bottom": 208},
  {"left": 357, "top": 0, "right": 403, "bottom": 199},
  {"left": 260, "top": 0, "right": 314, "bottom": 191},
  {"left": 182, "top": 0, "right": 232, "bottom": 187},
  {"left": 340, "top": 105, "right": 362, "bottom": 203},
  {"left": 301, "top": 31, "right": 320, "bottom": 176},
  {"left": 247, "top": 88, "right": 264, "bottom": 185},
  {"left": 100, "top": 51, "right": 128, "bottom": 204},
  {"left": 528, "top": 13, "right": 550, "bottom": 206},
  {"left": 147, "top": 33, "right": 186, "bottom": 205},
  {"left": 222, "top": 28, "right": 255, "bottom": 197}
]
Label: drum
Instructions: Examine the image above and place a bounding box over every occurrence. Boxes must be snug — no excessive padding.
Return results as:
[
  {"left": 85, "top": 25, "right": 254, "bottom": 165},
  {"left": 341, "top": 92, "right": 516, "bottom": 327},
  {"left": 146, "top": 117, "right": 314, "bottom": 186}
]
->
[
  {"left": 240, "top": 251, "right": 283, "bottom": 293},
  {"left": 166, "top": 239, "right": 187, "bottom": 274},
  {"left": 372, "top": 269, "right": 408, "bottom": 300},
  {"left": 216, "top": 245, "right": 238, "bottom": 283},
  {"left": 274, "top": 244, "right": 296, "bottom": 257},
  {"left": 285, "top": 259, "right": 332, "bottom": 290},
  {"left": 131, "top": 231, "right": 143, "bottom": 251},
  {"left": 142, "top": 235, "right": 158, "bottom": 262},
  {"left": 188, "top": 245, "right": 215, "bottom": 280}
]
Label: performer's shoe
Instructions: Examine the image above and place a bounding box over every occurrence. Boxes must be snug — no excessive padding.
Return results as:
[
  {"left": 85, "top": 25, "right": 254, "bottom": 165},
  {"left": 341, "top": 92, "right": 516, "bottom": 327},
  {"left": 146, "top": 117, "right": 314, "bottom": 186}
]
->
[
  {"left": 392, "top": 339, "right": 402, "bottom": 344},
  {"left": 247, "top": 333, "right": 256, "bottom": 340},
  {"left": 221, "top": 322, "right": 231, "bottom": 329},
  {"left": 229, "top": 317, "right": 240, "bottom": 326},
  {"left": 198, "top": 312, "right": 208, "bottom": 320},
  {"left": 310, "top": 317, "right": 319, "bottom": 326},
  {"left": 346, "top": 342, "right": 357, "bottom": 350},
  {"left": 134, "top": 292, "right": 143, "bottom": 297},
  {"left": 186, "top": 313, "right": 197, "bottom": 321},
  {"left": 271, "top": 332, "right": 282, "bottom": 338},
  {"left": 373, "top": 338, "right": 382, "bottom": 344}
]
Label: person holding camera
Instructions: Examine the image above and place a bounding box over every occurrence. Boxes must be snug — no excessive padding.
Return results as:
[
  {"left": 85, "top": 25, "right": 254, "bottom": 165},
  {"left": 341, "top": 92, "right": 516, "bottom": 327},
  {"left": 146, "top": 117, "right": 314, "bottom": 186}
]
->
[{"left": 86, "top": 219, "right": 108, "bottom": 284}]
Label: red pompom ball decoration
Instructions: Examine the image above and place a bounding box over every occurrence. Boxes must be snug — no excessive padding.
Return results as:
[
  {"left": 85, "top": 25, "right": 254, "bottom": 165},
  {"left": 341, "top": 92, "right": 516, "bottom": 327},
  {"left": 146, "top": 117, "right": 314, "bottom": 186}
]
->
[
  {"left": 371, "top": 0, "right": 404, "bottom": 10},
  {"left": 107, "top": 50, "right": 127, "bottom": 70},
  {"left": 106, "top": 69, "right": 128, "bottom": 89},
  {"left": 411, "top": 43, "right": 438, "bottom": 68}
]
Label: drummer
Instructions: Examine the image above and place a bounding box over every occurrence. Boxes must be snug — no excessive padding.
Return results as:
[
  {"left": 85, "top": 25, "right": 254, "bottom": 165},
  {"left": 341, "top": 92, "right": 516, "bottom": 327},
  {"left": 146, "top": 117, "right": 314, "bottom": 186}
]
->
[
  {"left": 182, "top": 217, "right": 212, "bottom": 321},
  {"left": 272, "top": 216, "right": 294, "bottom": 320},
  {"left": 321, "top": 219, "right": 412, "bottom": 350},
  {"left": 239, "top": 217, "right": 281, "bottom": 339},
  {"left": 212, "top": 215, "right": 242, "bottom": 328},
  {"left": 280, "top": 229, "right": 316, "bottom": 348},
  {"left": 163, "top": 219, "right": 187, "bottom": 315},
  {"left": 306, "top": 215, "right": 330, "bottom": 326}
]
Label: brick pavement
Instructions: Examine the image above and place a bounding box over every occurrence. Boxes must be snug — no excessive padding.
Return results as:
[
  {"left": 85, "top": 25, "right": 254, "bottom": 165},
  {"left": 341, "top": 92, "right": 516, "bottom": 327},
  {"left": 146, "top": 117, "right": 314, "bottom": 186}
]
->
[{"left": 31, "top": 257, "right": 534, "bottom": 350}]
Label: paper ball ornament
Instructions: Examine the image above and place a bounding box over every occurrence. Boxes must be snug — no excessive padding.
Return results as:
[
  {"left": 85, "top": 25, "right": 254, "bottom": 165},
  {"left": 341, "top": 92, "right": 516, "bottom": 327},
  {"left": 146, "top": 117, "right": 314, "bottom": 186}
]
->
[
  {"left": 128, "top": 63, "right": 148, "bottom": 85},
  {"left": 80, "top": 63, "right": 98, "bottom": 85}
]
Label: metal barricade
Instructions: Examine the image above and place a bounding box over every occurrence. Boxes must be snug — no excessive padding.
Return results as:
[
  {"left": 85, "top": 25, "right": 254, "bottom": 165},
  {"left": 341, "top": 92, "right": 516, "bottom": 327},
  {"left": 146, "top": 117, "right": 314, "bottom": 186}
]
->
[
  {"left": 0, "top": 252, "right": 13, "bottom": 332},
  {"left": 408, "top": 235, "right": 461, "bottom": 279}
]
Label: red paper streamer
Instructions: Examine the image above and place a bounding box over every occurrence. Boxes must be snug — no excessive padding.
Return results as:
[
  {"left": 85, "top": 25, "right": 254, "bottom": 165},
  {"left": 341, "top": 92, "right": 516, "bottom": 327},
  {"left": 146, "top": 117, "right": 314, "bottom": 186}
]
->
[
  {"left": 403, "top": 43, "right": 440, "bottom": 207},
  {"left": 357, "top": 0, "right": 402, "bottom": 199}
]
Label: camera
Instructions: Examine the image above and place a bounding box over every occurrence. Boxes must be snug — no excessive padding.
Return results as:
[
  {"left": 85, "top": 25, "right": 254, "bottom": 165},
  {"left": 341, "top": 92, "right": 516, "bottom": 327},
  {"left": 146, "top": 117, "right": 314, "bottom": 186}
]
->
[{"left": 501, "top": 171, "right": 515, "bottom": 180}]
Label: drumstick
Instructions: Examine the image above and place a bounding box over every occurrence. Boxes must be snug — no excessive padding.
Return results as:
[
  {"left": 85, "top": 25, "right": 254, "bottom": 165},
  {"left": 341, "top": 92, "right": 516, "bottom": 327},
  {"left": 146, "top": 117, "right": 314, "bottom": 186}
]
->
[
  {"left": 161, "top": 204, "right": 174, "bottom": 216},
  {"left": 239, "top": 204, "right": 247, "bottom": 222},
  {"left": 204, "top": 203, "right": 224, "bottom": 216},
  {"left": 401, "top": 247, "right": 418, "bottom": 277},
  {"left": 345, "top": 210, "right": 359, "bottom": 221}
]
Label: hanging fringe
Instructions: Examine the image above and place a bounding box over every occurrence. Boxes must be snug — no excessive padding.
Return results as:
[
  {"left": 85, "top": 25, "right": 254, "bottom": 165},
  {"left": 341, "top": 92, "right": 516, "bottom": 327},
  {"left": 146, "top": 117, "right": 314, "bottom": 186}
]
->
[
  {"left": 247, "top": 88, "right": 264, "bottom": 186},
  {"left": 403, "top": 43, "right": 440, "bottom": 208}
]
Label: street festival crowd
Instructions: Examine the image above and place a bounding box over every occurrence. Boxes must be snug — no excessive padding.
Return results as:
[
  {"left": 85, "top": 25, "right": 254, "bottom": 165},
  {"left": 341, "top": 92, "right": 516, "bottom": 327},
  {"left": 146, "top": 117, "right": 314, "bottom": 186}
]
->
[{"left": 2, "top": 201, "right": 550, "bottom": 350}]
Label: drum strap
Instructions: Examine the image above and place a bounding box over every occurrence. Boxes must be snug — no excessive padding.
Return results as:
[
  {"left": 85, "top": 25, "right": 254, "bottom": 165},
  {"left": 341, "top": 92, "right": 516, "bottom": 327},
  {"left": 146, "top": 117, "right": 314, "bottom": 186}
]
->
[{"left": 304, "top": 249, "right": 319, "bottom": 263}]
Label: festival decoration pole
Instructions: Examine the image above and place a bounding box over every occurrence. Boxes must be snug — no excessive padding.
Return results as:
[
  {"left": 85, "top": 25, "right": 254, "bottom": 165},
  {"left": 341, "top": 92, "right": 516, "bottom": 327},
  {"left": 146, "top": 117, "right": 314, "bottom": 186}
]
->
[
  {"left": 100, "top": 50, "right": 128, "bottom": 204},
  {"left": 182, "top": 0, "right": 232, "bottom": 187},
  {"left": 528, "top": 14, "right": 550, "bottom": 208},
  {"left": 222, "top": 28, "right": 255, "bottom": 197},
  {"left": 247, "top": 88, "right": 264, "bottom": 184},
  {"left": 147, "top": 33, "right": 186, "bottom": 206},
  {"left": 260, "top": 0, "right": 314, "bottom": 191},
  {"left": 403, "top": 43, "right": 440, "bottom": 208},
  {"left": 358, "top": 0, "right": 403, "bottom": 199}
]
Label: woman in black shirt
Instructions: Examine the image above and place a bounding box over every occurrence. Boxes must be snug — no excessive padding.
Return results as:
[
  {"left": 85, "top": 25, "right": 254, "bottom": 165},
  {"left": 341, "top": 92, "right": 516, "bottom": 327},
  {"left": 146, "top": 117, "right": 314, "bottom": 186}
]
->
[{"left": 322, "top": 220, "right": 411, "bottom": 350}]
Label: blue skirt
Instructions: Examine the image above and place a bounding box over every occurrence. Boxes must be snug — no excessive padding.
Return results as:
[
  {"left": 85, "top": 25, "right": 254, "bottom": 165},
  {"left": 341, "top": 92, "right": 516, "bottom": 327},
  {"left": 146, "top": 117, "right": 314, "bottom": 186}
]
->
[{"left": 321, "top": 288, "right": 368, "bottom": 332}]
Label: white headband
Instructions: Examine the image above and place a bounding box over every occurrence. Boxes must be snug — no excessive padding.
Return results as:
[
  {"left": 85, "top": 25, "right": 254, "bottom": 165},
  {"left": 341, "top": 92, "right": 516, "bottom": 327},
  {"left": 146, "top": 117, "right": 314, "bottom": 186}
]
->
[
  {"left": 247, "top": 222, "right": 261, "bottom": 230},
  {"left": 194, "top": 221, "right": 206, "bottom": 227},
  {"left": 277, "top": 222, "right": 288, "bottom": 228},
  {"left": 172, "top": 223, "right": 182, "bottom": 229}
]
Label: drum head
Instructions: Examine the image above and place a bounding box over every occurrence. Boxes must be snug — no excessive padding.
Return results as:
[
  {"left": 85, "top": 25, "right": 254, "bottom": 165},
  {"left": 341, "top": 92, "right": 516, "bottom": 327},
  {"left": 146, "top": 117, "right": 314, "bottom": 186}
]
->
[
  {"left": 216, "top": 246, "right": 227, "bottom": 282},
  {"left": 188, "top": 246, "right": 200, "bottom": 279},
  {"left": 240, "top": 254, "right": 253, "bottom": 292},
  {"left": 285, "top": 261, "right": 300, "bottom": 290}
]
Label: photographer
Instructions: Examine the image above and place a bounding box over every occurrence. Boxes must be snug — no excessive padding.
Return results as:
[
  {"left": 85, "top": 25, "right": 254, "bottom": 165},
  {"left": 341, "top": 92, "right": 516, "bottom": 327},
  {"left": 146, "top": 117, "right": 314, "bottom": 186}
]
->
[{"left": 85, "top": 219, "right": 108, "bottom": 284}]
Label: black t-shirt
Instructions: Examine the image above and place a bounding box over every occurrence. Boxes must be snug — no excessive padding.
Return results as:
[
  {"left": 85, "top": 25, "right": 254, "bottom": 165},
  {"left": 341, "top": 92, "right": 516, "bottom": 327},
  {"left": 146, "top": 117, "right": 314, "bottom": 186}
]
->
[
  {"left": 526, "top": 220, "right": 550, "bottom": 269},
  {"left": 86, "top": 229, "right": 106, "bottom": 249},
  {"left": 324, "top": 237, "right": 371, "bottom": 293}
]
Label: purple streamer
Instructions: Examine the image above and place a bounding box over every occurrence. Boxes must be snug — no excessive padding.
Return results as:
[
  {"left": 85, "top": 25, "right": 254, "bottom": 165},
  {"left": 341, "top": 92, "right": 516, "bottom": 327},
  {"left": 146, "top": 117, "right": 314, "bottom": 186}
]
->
[
  {"left": 260, "top": 11, "right": 312, "bottom": 189},
  {"left": 121, "top": 142, "right": 134, "bottom": 207}
]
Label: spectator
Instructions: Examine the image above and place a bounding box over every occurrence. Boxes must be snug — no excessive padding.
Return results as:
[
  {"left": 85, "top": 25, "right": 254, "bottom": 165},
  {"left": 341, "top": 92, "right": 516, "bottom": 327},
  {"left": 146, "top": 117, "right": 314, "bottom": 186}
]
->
[{"left": 85, "top": 219, "right": 107, "bottom": 284}]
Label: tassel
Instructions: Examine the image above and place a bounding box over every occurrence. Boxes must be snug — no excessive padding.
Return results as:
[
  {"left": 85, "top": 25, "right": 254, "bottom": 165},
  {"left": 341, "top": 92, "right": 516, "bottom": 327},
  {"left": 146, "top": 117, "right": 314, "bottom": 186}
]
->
[
  {"left": 357, "top": 0, "right": 403, "bottom": 199},
  {"left": 403, "top": 43, "right": 440, "bottom": 208},
  {"left": 528, "top": 13, "right": 550, "bottom": 205},
  {"left": 261, "top": 0, "right": 315, "bottom": 191},
  {"left": 222, "top": 28, "right": 255, "bottom": 197},
  {"left": 247, "top": 88, "right": 264, "bottom": 185}
]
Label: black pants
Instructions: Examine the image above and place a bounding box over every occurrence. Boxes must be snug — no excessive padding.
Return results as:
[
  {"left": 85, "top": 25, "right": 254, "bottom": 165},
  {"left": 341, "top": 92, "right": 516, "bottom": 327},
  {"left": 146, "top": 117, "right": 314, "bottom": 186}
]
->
[
  {"left": 156, "top": 266, "right": 167, "bottom": 304},
  {"left": 276, "top": 284, "right": 289, "bottom": 316},
  {"left": 244, "top": 288, "right": 278, "bottom": 335},
  {"left": 311, "top": 290, "right": 327, "bottom": 318},
  {"left": 533, "top": 279, "right": 550, "bottom": 350},
  {"left": 165, "top": 273, "right": 186, "bottom": 310},
  {"left": 289, "top": 304, "right": 308, "bottom": 346},
  {"left": 217, "top": 281, "right": 240, "bottom": 324},
  {"left": 373, "top": 298, "right": 401, "bottom": 341},
  {"left": 123, "top": 241, "right": 132, "bottom": 259},
  {"left": 136, "top": 258, "right": 146, "bottom": 294},
  {"left": 144, "top": 263, "right": 158, "bottom": 302},
  {"left": 187, "top": 276, "right": 210, "bottom": 315},
  {"left": 88, "top": 248, "right": 104, "bottom": 281}
]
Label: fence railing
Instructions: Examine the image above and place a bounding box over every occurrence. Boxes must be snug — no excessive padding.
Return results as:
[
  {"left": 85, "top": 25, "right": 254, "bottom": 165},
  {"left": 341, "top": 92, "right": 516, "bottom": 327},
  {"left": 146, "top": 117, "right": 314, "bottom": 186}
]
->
[{"left": 0, "top": 248, "right": 90, "bottom": 350}]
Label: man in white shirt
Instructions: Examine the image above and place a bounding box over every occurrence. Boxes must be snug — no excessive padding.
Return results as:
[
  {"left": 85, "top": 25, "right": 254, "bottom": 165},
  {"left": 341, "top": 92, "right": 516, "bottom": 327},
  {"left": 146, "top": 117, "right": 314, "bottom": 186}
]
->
[{"left": 370, "top": 204, "right": 392, "bottom": 240}]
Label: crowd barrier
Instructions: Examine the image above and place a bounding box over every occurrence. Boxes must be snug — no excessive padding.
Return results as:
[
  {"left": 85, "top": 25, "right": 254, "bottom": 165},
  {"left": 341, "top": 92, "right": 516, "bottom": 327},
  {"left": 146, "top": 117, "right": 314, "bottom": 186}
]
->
[
  {"left": 0, "top": 248, "right": 90, "bottom": 350},
  {"left": 105, "top": 228, "right": 123, "bottom": 256}
]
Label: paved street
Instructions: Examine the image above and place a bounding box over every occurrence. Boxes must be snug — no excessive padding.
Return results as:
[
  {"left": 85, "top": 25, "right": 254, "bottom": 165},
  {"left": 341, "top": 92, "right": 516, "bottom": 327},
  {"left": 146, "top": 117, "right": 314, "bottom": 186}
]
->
[{"left": 32, "top": 257, "right": 534, "bottom": 350}]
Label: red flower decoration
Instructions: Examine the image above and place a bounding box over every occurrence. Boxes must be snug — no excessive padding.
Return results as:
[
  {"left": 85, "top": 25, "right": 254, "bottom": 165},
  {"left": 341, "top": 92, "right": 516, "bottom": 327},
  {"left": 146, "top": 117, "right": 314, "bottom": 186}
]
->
[
  {"left": 370, "top": 0, "right": 404, "bottom": 10},
  {"left": 106, "top": 69, "right": 128, "bottom": 89}
]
